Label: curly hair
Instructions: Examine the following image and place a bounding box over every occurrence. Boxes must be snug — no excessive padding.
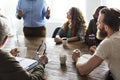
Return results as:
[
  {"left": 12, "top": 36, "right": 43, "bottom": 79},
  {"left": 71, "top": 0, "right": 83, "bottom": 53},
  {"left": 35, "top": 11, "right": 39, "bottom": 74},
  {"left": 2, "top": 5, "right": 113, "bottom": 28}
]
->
[{"left": 63, "top": 7, "right": 86, "bottom": 36}]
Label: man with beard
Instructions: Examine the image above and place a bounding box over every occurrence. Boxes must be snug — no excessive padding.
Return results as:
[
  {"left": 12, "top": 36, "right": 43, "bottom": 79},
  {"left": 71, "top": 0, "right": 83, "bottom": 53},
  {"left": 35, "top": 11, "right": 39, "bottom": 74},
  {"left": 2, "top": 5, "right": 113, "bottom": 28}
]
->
[
  {"left": 72, "top": 8, "right": 120, "bottom": 80},
  {"left": 89, "top": 25, "right": 108, "bottom": 53}
]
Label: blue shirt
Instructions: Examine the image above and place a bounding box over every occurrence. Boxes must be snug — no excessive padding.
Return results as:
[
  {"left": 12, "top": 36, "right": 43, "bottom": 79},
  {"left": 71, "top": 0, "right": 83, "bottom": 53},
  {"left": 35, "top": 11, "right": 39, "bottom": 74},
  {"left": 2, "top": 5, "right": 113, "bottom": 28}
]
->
[{"left": 17, "top": 0, "right": 47, "bottom": 27}]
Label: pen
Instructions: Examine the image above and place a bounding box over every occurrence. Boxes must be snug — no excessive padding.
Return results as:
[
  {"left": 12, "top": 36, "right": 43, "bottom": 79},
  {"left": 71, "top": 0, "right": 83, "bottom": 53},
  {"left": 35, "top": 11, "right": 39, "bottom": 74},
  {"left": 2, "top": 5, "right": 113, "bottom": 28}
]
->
[
  {"left": 33, "top": 40, "right": 43, "bottom": 60},
  {"left": 36, "top": 40, "right": 43, "bottom": 55},
  {"left": 43, "top": 42, "right": 47, "bottom": 55}
]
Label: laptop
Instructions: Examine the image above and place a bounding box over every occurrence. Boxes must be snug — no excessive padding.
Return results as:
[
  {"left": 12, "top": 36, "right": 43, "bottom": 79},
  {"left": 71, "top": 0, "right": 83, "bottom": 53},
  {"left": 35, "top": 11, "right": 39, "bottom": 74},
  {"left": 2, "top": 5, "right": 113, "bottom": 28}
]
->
[{"left": 15, "top": 57, "right": 38, "bottom": 71}]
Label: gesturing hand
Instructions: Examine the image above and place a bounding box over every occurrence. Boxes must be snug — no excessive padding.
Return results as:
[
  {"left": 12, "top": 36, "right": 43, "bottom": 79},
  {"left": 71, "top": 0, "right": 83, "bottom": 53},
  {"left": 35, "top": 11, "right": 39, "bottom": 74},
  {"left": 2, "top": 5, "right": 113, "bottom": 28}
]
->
[
  {"left": 46, "top": 7, "right": 50, "bottom": 19},
  {"left": 10, "top": 48, "right": 19, "bottom": 57}
]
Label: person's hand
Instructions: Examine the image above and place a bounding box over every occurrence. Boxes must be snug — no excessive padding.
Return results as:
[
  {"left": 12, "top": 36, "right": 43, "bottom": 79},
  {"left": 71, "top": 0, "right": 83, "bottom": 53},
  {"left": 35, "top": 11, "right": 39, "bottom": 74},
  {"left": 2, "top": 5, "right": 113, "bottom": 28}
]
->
[
  {"left": 72, "top": 49, "right": 81, "bottom": 62},
  {"left": 89, "top": 45, "right": 96, "bottom": 54},
  {"left": 38, "top": 55, "right": 48, "bottom": 65},
  {"left": 17, "top": 9, "right": 23, "bottom": 17},
  {"left": 10, "top": 48, "right": 19, "bottom": 57},
  {"left": 54, "top": 36, "right": 62, "bottom": 44},
  {"left": 46, "top": 7, "right": 50, "bottom": 19}
]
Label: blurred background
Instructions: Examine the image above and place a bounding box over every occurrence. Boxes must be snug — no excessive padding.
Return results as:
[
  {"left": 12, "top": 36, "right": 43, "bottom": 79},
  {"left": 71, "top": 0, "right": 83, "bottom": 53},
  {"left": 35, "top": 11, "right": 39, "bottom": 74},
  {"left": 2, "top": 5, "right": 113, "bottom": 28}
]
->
[{"left": 0, "top": 0, "right": 120, "bottom": 37}]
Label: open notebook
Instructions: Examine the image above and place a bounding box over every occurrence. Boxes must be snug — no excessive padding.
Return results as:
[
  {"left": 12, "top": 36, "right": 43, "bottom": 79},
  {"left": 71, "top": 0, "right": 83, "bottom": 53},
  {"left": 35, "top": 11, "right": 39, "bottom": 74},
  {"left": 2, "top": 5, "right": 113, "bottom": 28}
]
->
[{"left": 15, "top": 57, "right": 38, "bottom": 71}]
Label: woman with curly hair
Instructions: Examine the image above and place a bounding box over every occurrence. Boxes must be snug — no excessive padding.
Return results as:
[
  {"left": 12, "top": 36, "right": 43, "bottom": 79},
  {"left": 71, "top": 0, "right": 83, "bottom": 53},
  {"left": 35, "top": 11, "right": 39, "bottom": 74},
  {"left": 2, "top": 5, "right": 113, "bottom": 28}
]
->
[{"left": 54, "top": 7, "right": 86, "bottom": 44}]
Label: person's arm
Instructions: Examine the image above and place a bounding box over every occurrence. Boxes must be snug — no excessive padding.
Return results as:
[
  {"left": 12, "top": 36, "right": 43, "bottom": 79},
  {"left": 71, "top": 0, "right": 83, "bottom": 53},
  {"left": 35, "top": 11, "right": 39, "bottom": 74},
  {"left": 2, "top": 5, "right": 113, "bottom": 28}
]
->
[
  {"left": 30, "top": 55, "right": 48, "bottom": 80},
  {"left": 30, "top": 65, "right": 45, "bottom": 80},
  {"left": 54, "top": 35, "right": 62, "bottom": 44},
  {"left": 16, "top": 9, "right": 22, "bottom": 19},
  {"left": 89, "top": 45, "right": 97, "bottom": 54},
  {"left": 67, "top": 36, "right": 79, "bottom": 42},
  {"left": 68, "top": 25, "right": 85, "bottom": 42},
  {"left": 54, "top": 28, "right": 79, "bottom": 43},
  {"left": 72, "top": 49, "right": 103, "bottom": 76},
  {"left": 76, "top": 55, "right": 103, "bottom": 75},
  {"left": 16, "top": 0, "right": 22, "bottom": 19},
  {"left": 54, "top": 27, "right": 65, "bottom": 44}
]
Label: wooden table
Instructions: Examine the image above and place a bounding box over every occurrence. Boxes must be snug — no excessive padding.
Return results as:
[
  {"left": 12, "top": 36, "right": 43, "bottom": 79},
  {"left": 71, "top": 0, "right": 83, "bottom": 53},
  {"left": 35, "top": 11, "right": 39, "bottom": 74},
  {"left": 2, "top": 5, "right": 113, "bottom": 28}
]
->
[{"left": 3, "top": 35, "right": 109, "bottom": 80}]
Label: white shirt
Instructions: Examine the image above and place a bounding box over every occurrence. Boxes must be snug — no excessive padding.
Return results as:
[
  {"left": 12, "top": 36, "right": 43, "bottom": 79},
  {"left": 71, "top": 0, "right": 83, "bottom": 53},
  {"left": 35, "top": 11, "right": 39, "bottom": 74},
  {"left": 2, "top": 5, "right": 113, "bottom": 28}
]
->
[{"left": 94, "top": 31, "right": 120, "bottom": 80}]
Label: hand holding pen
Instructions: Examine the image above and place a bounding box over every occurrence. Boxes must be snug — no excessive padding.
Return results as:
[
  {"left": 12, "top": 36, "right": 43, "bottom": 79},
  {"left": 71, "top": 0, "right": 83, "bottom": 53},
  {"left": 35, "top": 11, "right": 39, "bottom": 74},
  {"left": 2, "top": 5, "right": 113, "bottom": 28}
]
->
[
  {"left": 33, "top": 41, "right": 47, "bottom": 60},
  {"left": 35, "top": 41, "right": 48, "bottom": 67}
]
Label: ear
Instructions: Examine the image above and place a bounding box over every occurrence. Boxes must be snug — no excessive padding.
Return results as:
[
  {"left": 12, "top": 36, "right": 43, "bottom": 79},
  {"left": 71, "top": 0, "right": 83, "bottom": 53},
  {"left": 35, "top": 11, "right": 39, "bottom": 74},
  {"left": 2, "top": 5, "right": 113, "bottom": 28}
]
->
[{"left": 104, "top": 25, "right": 109, "bottom": 31}]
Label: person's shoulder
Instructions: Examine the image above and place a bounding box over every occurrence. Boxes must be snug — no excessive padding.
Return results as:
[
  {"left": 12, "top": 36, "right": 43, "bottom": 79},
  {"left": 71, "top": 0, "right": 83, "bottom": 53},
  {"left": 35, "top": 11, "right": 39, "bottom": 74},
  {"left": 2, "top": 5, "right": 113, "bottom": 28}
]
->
[
  {"left": 98, "top": 38, "right": 112, "bottom": 48},
  {"left": 110, "top": 31, "right": 120, "bottom": 39},
  {"left": 0, "top": 49, "right": 10, "bottom": 58},
  {"left": 89, "top": 19, "right": 96, "bottom": 23},
  {"left": 90, "top": 19, "right": 94, "bottom": 21}
]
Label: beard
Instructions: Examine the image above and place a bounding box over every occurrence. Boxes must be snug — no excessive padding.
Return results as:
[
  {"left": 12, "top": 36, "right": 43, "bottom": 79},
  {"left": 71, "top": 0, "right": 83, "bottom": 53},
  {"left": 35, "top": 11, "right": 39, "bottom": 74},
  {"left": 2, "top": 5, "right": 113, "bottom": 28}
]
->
[{"left": 96, "top": 27, "right": 108, "bottom": 40}]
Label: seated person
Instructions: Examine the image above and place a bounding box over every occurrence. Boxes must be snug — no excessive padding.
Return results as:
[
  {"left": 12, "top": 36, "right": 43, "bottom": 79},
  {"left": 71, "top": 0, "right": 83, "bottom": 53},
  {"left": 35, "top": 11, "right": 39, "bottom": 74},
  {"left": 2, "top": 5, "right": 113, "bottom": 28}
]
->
[
  {"left": 72, "top": 8, "right": 120, "bottom": 80},
  {"left": 54, "top": 7, "right": 86, "bottom": 44},
  {"left": 0, "top": 15, "right": 48, "bottom": 80},
  {"left": 85, "top": 6, "right": 107, "bottom": 52}
]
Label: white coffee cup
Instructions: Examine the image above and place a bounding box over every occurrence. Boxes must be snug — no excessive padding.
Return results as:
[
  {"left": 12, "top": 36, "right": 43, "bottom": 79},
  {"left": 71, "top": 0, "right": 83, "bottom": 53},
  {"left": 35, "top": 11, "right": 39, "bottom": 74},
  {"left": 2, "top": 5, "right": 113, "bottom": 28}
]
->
[
  {"left": 59, "top": 53, "right": 67, "bottom": 64},
  {"left": 18, "top": 46, "right": 27, "bottom": 57},
  {"left": 62, "top": 37, "right": 68, "bottom": 47}
]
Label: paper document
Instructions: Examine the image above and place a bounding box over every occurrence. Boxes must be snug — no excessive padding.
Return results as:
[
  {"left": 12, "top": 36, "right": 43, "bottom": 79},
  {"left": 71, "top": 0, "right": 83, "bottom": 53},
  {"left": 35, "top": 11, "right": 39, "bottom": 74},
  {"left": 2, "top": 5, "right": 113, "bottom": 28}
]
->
[{"left": 15, "top": 57, "right": 38, "bottom": 71}]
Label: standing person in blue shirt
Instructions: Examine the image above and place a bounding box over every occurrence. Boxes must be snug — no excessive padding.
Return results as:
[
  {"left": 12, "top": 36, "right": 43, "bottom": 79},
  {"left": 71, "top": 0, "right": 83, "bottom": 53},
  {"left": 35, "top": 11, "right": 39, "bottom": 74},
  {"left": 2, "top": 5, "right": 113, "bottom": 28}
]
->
[{"left": 16, "top": 0, "right": 50, "bottom": 37}]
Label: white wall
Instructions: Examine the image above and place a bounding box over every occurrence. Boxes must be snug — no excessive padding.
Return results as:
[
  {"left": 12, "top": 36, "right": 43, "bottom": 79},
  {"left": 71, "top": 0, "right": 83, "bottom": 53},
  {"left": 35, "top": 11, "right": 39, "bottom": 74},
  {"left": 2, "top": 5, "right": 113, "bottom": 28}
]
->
[
  {"left": 85, "top": 0, "right": 101, "bottom": 24},
  {"left": 45, "top": 22, "right": 63, "bottom": 37},
  {"left": 0, "top": 0, "right": 23, "bottom": 36}
]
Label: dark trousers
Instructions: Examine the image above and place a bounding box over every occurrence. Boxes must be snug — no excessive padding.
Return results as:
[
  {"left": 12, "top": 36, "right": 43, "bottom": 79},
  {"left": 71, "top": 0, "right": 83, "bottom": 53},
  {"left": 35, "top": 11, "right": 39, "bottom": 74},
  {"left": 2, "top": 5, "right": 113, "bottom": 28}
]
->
[{"left": 23, "top": 26, "right": 46, "bottom": 37}]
